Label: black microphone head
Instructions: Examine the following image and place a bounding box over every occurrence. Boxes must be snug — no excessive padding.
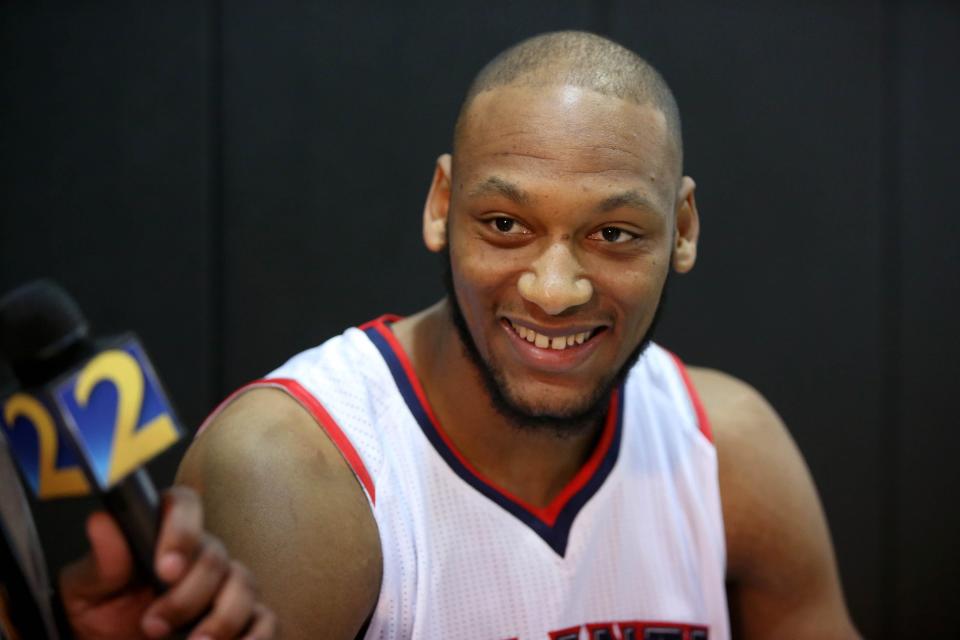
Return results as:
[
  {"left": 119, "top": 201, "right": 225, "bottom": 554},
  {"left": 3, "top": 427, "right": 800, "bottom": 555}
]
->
[
  {"left": 0, "top": 280, "right": 91, "bottom": 386},
  {"left": 0, "top": 358, "right": 16, "bottom": 397}
]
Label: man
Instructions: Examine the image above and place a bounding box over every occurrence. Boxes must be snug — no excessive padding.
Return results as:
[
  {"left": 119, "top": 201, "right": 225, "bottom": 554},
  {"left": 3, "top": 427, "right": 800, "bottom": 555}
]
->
[{"left": 178, "top": 31, "right": 859, "bottom": 639}]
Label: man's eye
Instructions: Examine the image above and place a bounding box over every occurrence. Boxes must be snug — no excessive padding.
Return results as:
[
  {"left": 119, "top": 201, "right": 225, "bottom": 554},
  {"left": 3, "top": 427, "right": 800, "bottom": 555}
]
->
[
  {"left": 490, "top": 217, "right": 524, "bottom": 234},
  {"left": 593, "top": 227, "right": 637, "bottom": 243}
]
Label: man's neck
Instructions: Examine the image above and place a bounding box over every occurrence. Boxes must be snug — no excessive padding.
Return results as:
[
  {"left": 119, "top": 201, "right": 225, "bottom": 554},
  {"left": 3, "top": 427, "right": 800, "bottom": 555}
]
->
[{"left": 390, "top": 300, "right": 606, "bottom": 509}]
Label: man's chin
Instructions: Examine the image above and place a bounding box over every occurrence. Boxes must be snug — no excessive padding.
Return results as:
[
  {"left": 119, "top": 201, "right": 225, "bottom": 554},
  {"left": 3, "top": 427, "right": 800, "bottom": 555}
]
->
[
  {"left": 499, "top": 377, "right": 599, "bottom": 414},
  {"left": 490, "top": 377, "right": 615, "bottom": 436}
]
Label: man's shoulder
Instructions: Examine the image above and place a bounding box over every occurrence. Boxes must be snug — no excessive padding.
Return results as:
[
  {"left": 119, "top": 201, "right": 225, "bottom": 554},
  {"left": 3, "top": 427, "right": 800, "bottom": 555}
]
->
[
  {"left": 682, "top": 365, "right": 796, "bottom": 527},
  {"left": 628, "top": 347, "right": 772, "bottom": 440},
  {"left": 180, "top": 386, "right": 349, "bottom": 494},
  {"left": 684, "top": 366, "right": 781, "bottom": 444},
  {"left": 681, "top": 365, "right": 802, "bottom": 565},
  {"left": 176, "top": 386, "right": 383, "bottom": 637}
]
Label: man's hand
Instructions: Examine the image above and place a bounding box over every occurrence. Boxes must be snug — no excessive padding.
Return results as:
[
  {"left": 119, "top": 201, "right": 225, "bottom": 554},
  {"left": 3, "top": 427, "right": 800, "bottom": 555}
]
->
[{"left": 59, "top": 486, "right": 276, "bottom": 640}]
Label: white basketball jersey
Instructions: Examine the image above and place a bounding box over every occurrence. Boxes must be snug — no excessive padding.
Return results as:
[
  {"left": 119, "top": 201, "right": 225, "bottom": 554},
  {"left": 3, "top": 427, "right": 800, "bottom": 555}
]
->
[{"left": 207, "top": 316, "right": 729, "bottom": 640}]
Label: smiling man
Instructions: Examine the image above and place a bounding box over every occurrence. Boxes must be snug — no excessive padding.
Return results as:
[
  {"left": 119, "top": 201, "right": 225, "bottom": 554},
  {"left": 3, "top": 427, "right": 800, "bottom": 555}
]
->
[{"left": 177, "top": 31, "right": 859, "bottom": 639}]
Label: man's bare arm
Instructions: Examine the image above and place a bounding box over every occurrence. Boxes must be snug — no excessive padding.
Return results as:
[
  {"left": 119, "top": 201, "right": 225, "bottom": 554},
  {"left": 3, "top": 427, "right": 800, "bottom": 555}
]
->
[
  {"left": 176, "top": 388, "right": 382, "bottom": 640},
  {"left": 689, "top": 368, "right": 859, "bottom": 639}
]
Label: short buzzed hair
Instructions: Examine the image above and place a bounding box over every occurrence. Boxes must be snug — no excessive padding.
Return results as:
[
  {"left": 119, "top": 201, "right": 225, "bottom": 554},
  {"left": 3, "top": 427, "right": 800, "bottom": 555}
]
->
[{"left": 453, "top": 31, "right": 683, "bottom": 171}]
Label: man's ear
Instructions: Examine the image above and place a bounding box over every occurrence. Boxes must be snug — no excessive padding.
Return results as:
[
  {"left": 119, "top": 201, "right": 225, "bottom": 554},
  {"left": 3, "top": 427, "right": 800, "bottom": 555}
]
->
[
  {"left": 672, "top": 176, "right": 700, "bottom": 274},
  {"left": 423, "top": 154, "right": 453, "bottom": 252}
]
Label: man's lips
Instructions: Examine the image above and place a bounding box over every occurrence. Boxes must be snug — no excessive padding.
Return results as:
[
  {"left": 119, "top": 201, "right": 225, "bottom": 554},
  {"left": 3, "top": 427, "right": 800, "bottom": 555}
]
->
[
  {"left": 503, "top": 318, "right": 605, "bottom": 350},
  {"left": 499, "top": 318, "right": 608, "bottom": 371}
]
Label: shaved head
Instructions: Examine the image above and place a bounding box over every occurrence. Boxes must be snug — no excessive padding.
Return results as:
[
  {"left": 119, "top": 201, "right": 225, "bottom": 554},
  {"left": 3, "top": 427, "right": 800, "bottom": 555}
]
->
[{"left": 453, "top": 30, "right": 683, "bottom": 174}]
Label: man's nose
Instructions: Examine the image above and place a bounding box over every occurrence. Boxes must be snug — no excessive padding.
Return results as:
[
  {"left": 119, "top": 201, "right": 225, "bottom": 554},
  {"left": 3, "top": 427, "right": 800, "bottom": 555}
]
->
[{"left": 517, "top": 241, "right": 593, "bottom": 315}]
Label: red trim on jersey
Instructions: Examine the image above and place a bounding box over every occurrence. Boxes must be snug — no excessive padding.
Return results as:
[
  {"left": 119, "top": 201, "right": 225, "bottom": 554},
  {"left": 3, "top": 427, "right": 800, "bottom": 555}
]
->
[
  {"left": 358, "top": 314, "right": 402, "bottom": 331},
  {"left": 366, "top": 316, "right": 619, "bottom": 528},
  {"left": 667, "top": 352, "right": 713, "bottom": 443},
  {"left": 196, "top": 380, "right": 264, "bottom": 436},
  {"left": 585, "top": 622, "right": 616, "bottom": 638},
  {"left": 617, "top": 620, "right": 710, "bottom": 636},
  {"left": 546, "top": 620, "right": 710, "bottom": 638},
  {"left": 196, "top": 379, "right": 376, "bottom": 504}
]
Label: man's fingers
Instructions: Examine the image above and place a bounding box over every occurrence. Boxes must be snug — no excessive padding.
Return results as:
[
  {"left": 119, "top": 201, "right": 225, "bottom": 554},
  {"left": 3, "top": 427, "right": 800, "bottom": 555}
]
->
[
  {"left": 55, "top": 485, "right": 274, "bottom": 639},
  {"left": 186, "top": 560, "right": 259, "bottom": 640},
  {"left": 155, "top": 486, "right": 204, "bottom": 583},
  {"left": 242, "top": 603, "right": 277, "bottom": 640},
  {"left": 141, "top": 535, "right": 230, "bottom": 637},
  {"left": 59, "top": 511, "right": 135, "bottom": 605}
]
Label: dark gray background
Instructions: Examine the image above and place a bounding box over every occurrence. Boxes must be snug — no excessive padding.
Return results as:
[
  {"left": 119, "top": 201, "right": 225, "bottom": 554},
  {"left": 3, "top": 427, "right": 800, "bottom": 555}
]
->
[{"left": 2, "top": 1, "right": 957, "bottom": 636}]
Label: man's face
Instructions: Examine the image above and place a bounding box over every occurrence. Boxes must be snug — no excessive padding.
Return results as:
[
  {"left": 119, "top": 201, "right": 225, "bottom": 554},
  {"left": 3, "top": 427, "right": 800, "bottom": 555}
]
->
[
  {"left": 443, "top": 249, "right": 669, "bottom": 431},
  {"left": 434, "top": 84, "right": 688, "bottom": 425}
]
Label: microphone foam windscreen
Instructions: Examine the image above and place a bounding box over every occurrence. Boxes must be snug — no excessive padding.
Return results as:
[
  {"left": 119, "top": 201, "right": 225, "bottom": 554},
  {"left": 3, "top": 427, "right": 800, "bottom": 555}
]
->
[{"left": 0, "top": 279, "right": 89, "bottom": 367}]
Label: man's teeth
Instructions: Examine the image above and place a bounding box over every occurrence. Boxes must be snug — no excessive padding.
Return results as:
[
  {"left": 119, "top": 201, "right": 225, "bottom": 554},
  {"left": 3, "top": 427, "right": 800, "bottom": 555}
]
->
[{"left": 511, "top": 322, "right": 590, "bottom": 350}]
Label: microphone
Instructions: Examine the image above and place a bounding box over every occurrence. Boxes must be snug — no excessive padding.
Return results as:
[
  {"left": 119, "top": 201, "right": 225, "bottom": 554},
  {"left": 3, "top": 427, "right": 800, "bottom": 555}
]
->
[
  {"left": 0, "top": 279, "right": 183, "bottom": 589},
  {"left": 0, "top": 358, "right": 62, "bottom": 639},
  {"left": 0, "top": 435, "right": 60, "bottom": 639}
]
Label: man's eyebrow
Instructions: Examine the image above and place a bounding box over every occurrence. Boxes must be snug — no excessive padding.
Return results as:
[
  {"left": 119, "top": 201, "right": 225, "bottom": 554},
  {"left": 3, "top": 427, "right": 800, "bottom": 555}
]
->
[
  {"left": 468, "top": 176, "right": 530, "bottom": 205},
  {"left": 597, "top": 190, "right": 663, "bottom": 215}
]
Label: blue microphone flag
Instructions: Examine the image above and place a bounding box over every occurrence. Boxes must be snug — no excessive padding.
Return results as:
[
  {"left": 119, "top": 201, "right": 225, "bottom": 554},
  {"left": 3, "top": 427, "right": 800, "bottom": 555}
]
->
[{"left": 0, "top": 335, "right": 181, "bottom": 498}]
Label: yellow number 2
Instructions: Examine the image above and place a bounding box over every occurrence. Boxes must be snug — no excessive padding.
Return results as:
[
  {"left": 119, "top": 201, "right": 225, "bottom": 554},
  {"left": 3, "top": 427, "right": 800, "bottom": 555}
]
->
[
  {"left": 3, "top": 394, "right": 90, "bottom": 498},
  {"left": 74, "top": 350, "right": 178, "bottom": 486}
]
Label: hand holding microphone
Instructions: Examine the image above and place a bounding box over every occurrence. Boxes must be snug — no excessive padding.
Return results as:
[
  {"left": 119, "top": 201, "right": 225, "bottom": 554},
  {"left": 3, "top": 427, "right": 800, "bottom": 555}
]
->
[
  {"left": 60, "top": 487, "right": 276, "bottom": 640},
  {"left": 0, "top": 280, "right": 276, "bottom": 639}
]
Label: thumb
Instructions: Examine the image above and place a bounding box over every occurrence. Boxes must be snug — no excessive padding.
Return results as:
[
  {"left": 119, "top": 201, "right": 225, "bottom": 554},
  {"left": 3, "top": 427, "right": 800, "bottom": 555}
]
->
[{"left": 60, "top": 511, "right": 136, "bottom": 605}]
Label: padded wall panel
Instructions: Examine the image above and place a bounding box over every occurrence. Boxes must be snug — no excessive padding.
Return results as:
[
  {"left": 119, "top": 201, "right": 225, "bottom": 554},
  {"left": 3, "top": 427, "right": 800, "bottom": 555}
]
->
[
  {"left": 894, "top": 3, "right": 960, "bottom": 634},
  {"left": 0, "top": 2, "right": 212, "bottom": 568}
]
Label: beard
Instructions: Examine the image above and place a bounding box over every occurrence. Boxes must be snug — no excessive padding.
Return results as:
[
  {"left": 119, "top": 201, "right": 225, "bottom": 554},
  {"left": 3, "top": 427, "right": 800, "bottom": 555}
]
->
[{"left": 442, "top": 249, "right": 668, "bottom": 437}]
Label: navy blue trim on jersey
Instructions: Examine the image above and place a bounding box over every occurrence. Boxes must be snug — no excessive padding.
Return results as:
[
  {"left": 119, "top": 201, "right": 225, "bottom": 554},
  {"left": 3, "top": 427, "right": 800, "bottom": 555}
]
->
[{"left": 363, "top": 323, "right": 624, "bottom": 557}]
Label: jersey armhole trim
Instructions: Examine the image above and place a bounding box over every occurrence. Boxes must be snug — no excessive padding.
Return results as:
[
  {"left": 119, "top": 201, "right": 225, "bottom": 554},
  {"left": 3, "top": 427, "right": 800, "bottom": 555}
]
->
[
  {"left": 196, "top": 378, "right": 376, "bottom": 504},
  {"left": 359, "top": 314, "right": 403, "bottom": 331},
  {"left": 666, "top": 352, "right": 714, "bottom": 444}
]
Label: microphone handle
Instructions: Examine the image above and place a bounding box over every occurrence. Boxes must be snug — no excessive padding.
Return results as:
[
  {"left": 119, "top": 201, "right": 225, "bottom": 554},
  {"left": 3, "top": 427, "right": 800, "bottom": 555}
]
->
[
  {"left": 101, "top": 469, "right": 165, "bottom": 592},
  {"left": 0, "top": 439, "right": 61, "bottom": 638}
]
